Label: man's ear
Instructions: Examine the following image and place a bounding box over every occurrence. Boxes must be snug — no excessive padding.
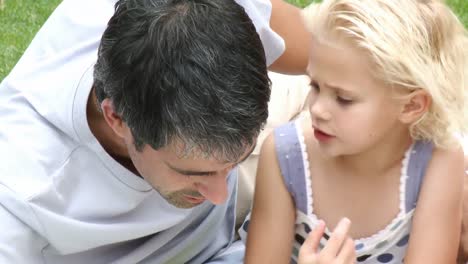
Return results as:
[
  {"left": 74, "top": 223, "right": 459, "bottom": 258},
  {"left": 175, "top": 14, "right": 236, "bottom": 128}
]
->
[
  {"left": 101, "top": 98, "right": 127, "bottom": 139},
  {"left": 399, "top": 89, "right": 431, "bottom": 124}
]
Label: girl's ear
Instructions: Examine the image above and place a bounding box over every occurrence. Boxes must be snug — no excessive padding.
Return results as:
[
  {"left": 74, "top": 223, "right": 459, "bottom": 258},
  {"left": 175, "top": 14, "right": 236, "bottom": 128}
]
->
[{"left": 398, "top": 89, "right": 431, "bottom": 124}]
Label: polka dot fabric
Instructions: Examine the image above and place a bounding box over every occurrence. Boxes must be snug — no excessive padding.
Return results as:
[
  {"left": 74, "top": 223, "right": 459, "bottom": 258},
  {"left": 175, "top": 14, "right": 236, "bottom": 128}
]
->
[{"left": 292, "top": 211, "right": 413, "bottom": 263}]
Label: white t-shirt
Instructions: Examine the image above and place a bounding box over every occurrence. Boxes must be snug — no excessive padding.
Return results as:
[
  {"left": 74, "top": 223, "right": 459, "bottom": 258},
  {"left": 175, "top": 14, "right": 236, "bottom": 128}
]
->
[{"left": 0, "top": 0, "right": 285, "bottom": 263}]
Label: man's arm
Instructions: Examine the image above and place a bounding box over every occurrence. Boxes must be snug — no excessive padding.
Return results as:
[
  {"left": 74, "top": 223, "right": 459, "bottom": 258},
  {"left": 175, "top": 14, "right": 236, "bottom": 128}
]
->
[{"left": 268, "top": 0, "right": 311, "bottom": 75}]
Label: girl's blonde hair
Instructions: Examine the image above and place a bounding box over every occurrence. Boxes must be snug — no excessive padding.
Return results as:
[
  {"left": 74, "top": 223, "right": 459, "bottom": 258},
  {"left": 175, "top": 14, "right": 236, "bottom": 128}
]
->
[{"left": 303, "top": 0, "right": 468, "bottom": 148}]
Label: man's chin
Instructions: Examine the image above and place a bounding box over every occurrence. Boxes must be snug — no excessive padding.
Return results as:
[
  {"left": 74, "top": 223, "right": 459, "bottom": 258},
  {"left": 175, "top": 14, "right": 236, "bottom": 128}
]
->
[
  {"left": 164, "top": 195, "right": 206, "bottom": 209},
  {"left": 168, "top": 199, "right": 202, "bottom": 209},
  {"left": 158, "top": 189, "right": 206, "bottom": 209}
]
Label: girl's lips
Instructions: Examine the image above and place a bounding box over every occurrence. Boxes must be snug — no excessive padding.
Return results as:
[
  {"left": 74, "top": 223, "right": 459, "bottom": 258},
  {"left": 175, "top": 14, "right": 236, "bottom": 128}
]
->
[{"left": 313, "top": 128, "right": 334, "bottom": 142}]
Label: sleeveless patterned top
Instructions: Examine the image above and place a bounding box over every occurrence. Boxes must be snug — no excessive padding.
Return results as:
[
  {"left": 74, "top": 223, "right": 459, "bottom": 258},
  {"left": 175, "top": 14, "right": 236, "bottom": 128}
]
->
[{"left": 240, "top": 120, "right": 433, "bottom": 264}]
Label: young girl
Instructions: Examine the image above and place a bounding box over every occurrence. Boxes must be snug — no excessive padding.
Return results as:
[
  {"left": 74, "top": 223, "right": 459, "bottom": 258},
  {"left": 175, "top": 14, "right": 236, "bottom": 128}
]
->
[{"left": 241, "top": 0, "right": 467, "bottom": 263}]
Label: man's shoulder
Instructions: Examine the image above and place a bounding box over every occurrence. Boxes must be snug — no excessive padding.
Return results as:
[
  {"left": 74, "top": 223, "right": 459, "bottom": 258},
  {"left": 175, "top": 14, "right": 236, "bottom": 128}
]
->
[
  {"left": 234, "top": 0, "right": 285, "bottom": 66},
  {"left": 0, "top": 126, "right": 81, "bottom": 200}
]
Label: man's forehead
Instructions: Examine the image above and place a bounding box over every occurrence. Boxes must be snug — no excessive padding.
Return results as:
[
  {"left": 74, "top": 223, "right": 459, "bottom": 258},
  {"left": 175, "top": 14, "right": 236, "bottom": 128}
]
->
[
  {"left": 154, "top": 139, "right": 256, "bottom": 177},
  {"left": 160, "top": 139, "right": 257, "bottom": 162}
]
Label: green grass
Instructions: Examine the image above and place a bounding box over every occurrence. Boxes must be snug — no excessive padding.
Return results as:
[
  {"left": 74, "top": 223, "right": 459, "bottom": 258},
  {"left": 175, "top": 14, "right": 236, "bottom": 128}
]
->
[
  {"left": 0, "top": 0, "right": 61, "bottom": 80},
  {"left": 0, "top": 0, "right": 467, "bottom": 81},
  {"left": 448, "top": 0, "right": 468, "bottom": 26}
]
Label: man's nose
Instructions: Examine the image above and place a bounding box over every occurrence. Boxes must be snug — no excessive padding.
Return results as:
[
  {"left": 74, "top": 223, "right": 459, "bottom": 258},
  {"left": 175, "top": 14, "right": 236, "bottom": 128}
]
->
[{"left": 195, "top": 169, "right": 231, "bottom": 205}]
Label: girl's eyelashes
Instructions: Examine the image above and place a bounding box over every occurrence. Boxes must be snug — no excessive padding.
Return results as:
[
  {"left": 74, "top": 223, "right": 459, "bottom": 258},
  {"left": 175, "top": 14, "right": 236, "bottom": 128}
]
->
[
  {"left": 310, "top": 81, "right": 320, "bottom": 91},
  {"left": 337, "top": 96, "right": 354, "bottom": 105},
  {"left": 310, "top": 80, "right": 354, "bottom": 105}
]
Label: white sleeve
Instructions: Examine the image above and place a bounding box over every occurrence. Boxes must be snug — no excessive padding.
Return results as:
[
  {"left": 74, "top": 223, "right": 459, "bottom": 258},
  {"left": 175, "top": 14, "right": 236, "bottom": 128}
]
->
[
  {"left": 20, "top": 0, "right": 283, "bottom": 71},
  {"left": 234, "top": 0, "right": 286, "bottom": 66},
  {"left": 205, "top": 240, "right": 244, "bottom": 264},
  {"left": 0, "top": 204, "right": 45, "bottom": 262}
]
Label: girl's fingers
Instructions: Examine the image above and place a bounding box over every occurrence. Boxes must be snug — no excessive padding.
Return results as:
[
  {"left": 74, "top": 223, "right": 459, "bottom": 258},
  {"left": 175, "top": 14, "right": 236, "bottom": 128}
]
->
[
  {"left": 320, "top": 218, "right": 351, "bottom": 257},
  {"left": 300, "top": 220, "right": 326, "bottom": 255},
  {"left": 336, "top": 237, "right": 356, "bottom": 264}
]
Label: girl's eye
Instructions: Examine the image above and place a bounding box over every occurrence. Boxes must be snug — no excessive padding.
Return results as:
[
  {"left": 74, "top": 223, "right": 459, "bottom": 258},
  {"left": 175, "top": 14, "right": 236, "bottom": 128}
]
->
[
  {"left": 310, "top": 81, "right": 320, "bottom": 91},
  {"left": 337, "top": 96, "right": 353, "bottom": 105}
]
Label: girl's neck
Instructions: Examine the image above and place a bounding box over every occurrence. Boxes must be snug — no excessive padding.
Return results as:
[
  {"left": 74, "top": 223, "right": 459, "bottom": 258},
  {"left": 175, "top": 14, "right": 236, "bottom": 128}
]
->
[{"left": 334, "top": 129, "right": 413, "bottom": 178}]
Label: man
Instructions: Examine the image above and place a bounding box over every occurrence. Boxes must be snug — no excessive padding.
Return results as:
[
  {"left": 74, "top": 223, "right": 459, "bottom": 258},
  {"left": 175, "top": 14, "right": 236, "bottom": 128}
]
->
[{"left": 0, "top": 0, "right": 308, "bottom": 262}]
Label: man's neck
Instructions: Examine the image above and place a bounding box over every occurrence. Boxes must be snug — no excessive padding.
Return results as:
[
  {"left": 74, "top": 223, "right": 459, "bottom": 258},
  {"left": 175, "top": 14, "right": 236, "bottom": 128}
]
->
[{"left": 86, "top": 87, "right": 129, "bottom": 159}]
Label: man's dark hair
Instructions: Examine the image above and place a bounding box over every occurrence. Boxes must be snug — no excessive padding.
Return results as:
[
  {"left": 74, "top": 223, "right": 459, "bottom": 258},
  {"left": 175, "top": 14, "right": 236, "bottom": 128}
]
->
[{"left": 93, "top": 0, "right": 270, "bottom": 162}]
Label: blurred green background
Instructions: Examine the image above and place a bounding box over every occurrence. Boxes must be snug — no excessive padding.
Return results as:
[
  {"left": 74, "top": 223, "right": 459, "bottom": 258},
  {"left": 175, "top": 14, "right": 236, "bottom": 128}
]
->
[{"left": 0, "top": 0, "right": 467, "bottom": 81}]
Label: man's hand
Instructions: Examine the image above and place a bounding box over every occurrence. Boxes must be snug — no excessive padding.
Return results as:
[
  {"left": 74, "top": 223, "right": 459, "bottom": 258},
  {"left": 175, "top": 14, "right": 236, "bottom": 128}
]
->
[{"left": 298, "top": 218, "right": 356, "bottom": 264}]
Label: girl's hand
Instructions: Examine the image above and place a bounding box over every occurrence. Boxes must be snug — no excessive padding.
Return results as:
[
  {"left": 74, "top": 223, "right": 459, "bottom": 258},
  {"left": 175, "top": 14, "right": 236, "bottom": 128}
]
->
[{"left": 298, "top": 218, "right": 356, "bottom": 264}]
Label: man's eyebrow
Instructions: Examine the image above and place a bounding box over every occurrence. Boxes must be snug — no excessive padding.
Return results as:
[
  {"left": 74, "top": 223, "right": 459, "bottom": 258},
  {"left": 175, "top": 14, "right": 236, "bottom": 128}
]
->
[
  {"left": 166, "top": 143, "right": 257, "bottom": 176},
  {"left": 168, "top": 165, "right": 217, "bottom": 177},
  {"left": 169, "top": 166, "right": 216, "bottom": 176}
]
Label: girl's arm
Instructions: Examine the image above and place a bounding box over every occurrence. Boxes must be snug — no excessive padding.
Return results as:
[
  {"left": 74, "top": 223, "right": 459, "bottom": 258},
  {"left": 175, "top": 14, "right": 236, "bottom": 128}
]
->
[
  {"left": 244, "top": 134, "right": 297, "bottom": 263},
  {"left": 465, "top": 155, "right": 468, "bottom": 171},
  {"left": 459, "top": 174, "right": 468, "bottom": 262},
  {"left": 405, "top": 147, "right": 464, "bottom": 263}
]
